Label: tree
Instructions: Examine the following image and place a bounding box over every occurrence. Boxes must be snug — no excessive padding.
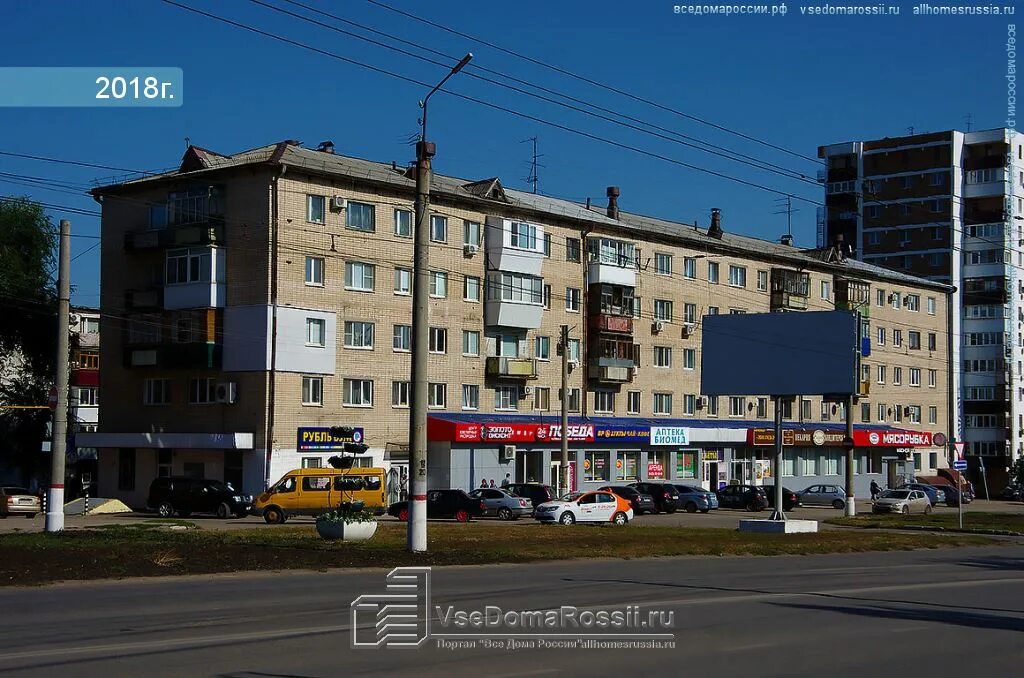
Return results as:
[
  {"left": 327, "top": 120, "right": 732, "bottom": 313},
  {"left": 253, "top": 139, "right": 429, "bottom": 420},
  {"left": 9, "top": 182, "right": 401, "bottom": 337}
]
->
[
  {"left": 1010, "top": 457, "right": 1024, "bottom": 489},
  {"left": 0, "top": 197, "right": 57, "bottom": 486}
]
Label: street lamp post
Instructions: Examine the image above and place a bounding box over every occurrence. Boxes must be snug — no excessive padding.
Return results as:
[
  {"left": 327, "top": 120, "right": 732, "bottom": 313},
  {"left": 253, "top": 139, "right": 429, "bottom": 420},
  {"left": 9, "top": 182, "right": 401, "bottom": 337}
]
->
[{"left": 408, "top": 53, "right": 473, "bottom": 553}]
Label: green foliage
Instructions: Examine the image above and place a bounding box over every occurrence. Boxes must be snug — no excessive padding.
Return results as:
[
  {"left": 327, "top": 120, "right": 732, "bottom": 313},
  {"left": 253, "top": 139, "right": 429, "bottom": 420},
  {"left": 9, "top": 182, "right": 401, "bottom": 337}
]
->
[{"left": 1010, "top": 457, "right": 1024, "bottom": 488}]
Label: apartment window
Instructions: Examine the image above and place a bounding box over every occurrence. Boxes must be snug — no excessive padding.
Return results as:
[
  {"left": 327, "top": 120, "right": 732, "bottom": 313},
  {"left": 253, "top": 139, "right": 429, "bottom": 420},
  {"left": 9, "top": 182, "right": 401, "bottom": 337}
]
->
[
  {"left": 861, "top": 402, "right": 871, "bottom": 423},
  {"left": 891, "top": 292, "right": 901, "bottom": 309},
  {"left": 343, "top": 379, "right": 373, "bottom": 407},
  {"left": 566, "top": 388, "right": 581, "bottom": 413},
  {"left": 683, "top": 394, "right": 697, "bottom": 415},
  {"left": 535, "top": 336, "right": 550, "bottom": 361},
  {"left": 708, "top": 306, "right": 719, "bottom": 315},
  {"left": 463, "top": 220, "right": 481, "bottom": 246},
  {"left": 346, "top": 201, "right": 375, "bottom": 232},
  {"left": 509, "top": 221, "right": 538, "bottom": 250},
  {"left": 893, "top": 329, "right": 902, "bottom": 347},
  {"left": 866, "top": 231, "right": 881, "bottom": 246},
  {"left": 900, "top": 203, "right": 911, "bottom": 216},
  {"left": 344, "top": 261, "right": 375, "bottom": 291},
  {"left": 81, "top": 318, "right": 99, "bottom": 335},
  {"left": 462, "top": 384, "right": 479, "bottom": 410},
  {"left": 654, "top": 393, "right": 673, "bottom": 415},
  {"left": 707, "top": 396, "right": 719, "bottom": 417},
  {"left": 566, "top": 237, "right": 581, "bottom": 262},
  {"left": 707, "top": 261, "right": 719, "bottom": 283},
  {"left": 543, "top": 233, "right": 552, "bottom": 257},
  {"left": 801, "top": 399, "right": 812, "bottom": 421},
  {"left": 906, "top": 294, "right": 920, "bottom": 312},
  {"left": 654, "top": 346, "right": 672, "bottom": 368},
  {"left": 926, "top": 332, "right": 937, "bottom": 351},
  {"left": 305, "top": 318, "right": 326, "bottom": 347},
  {"left": 878, "top": 403, "right": 886, "bottom": 422},
  {"left": 78, "top": 351, "right": 100, "bottom": 369},
  {"left": 893, "top": 367, "right": 902, "bottom": 385},
  {"left": 188, "top": 378, "right": 216, "bottom": 405},
  {"left": 394, "top": 209, "right": 412, "bottom": 237},
  {"left": 307, "top": 195, "right": 325, "bottom": 223},
  {"left": 908, "top": 331, "right": 921, "bottom": 350},
  {"left": 683, "top": 257, "right": 696, "bottom": 279},
  {"left": 567, "top": 338, "right": 581, "bottom": 363},
  {"left": 301, "top": 376, "right": 323, "bottom": 406},
  {"left": 821, "top": 401, "right": 831, "bottom": 422},
  {"left": 165, "top": 248, "right": 212, "bottom": 285},
  {"left": 632, "top": 297, "right": 641, "bottom": 318},
  {"left": 780, "top": 399, "right": 793, "bottom": 419},
  {"left": 682, "top": 303, "right": 696, "bottom": 324},
  {"left": 429, "top": 271, "right": 448, "bottom": 298},
  {"left": 910, "top": 368, "right": 921, "bottom": 387},
  {"left": 757, "top": 397, "right": 767, "bottom": 418},
  {"left": 495, "top": 386, "right": 518, "bottom": 411},
  {"left": 908, "top": 405, "right": 922, "bottom": 424},
  {"left": 655, "top": 253, "right": 673, "bottom": 275},
  {"left": 653, "top": 299, "right": 673, "bottom": 322},
  {"left": 757, "top": 270, "right": 768, "bottom": 292},
  {"left": 428, "top": 383, "right": 447, "bottom": 408},
  {"left": 343, "top": 321, "right": 374, "bottom": 349},
  {"left": 463, "top": 330, "right": 480, "bottom": 356},
  {"left": 928, "top": 369, "right": 936, "bottom": 388},
  {"left": 928, "top": 406, "right": 937, "bottom": 424},
  {"left": 543, "top": 284, "right": 552, "bottom": 309},
  {"left": 927, "top": 297, "right": 936, "bottom": 315},
  {"left": 430, "top": 215, "right": 447, "bottom": 242},
  {"left": 534, "top": 387, "right": 551, "bottom": 412},
  {"left": 866, "top": 205, "right": 879, "bottom": 219},
  {"left": 393, "top": 325, "right": 411, "bottom": 352},
  {"left": 393, "top": 268, "right": 411, "bottom": 295},
  {"left": 304, "top": 256, "right": 324, "bottom": 286},
  {"left": 877, "top": 327, "right": 885, "bottom": 346},
  {"left": 729, "top": 397, "right": 745, "bottom": 417},
  {"left": 488, "top": 272, "right": 543, "bottom": 304},
  {"left": 627, "top": 391, "right": 641, "bottom": 415},
  {"left": 728, "top": 265, "right": 746, "bottom": 288},
  {"left": 392, "top": 381, "right": 410, "bottom": 408},
  {"left": 143, "top": 378, "right": 170, "bottom": 405},
  {"left": 594, "top": 390, "right": 615, "bottom": 414},
  {"left": 461, "top": 275, "right": 481, "bottom": 302},
  {"left": 683, "top": 348, "right": 696, "bottom": 370},
  {"left": 877, "top": 365, "right": 886, "bottom": 384},
  {"left": 877, "top": 288, "right": 885, "bottom": 306},
  {"left": 566, "top": 287, "right": 581, "bottom": 312},
  {"left": 429, "top": 327, "right": 447, "bottom": 354},
  {"left": 821, "top": 280, "right": 831, "bottom": 300}
]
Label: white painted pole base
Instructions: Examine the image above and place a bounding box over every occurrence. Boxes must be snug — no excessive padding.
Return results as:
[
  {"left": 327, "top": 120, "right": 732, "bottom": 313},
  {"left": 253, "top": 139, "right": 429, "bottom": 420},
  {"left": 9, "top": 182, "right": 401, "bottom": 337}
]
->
[
  {"left": 409, "top": 498, "right": 427, "bottom": 552},
  {"left": 44, "top": 487, "right": 65, "bottom": 532},
  {"left": 845, "top": 495, "right": 856, "bottom": 517}
]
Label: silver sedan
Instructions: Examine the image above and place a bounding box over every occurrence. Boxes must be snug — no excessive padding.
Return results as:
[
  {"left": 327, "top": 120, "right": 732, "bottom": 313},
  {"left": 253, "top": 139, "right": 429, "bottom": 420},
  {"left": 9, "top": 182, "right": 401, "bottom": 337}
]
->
[
  {"left": 797, "top": 484, "right": 847, "bottom": 510},
  {"left": 872, "top": 489, "right": 932, "bottom": 515},
  {"left": 468, "top": 488, "right": 532, "bottom": 520}
]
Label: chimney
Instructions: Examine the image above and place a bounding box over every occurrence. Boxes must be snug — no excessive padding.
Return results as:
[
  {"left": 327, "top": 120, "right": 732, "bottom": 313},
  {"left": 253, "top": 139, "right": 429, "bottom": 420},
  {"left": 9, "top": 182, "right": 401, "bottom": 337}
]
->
[
  {"left": 833, "top": 233, "right": 847, "bottom": 262},
  {"left": 780, "top": 234, "right": 794, "bottom": 246},
  {"left": 606, "top": 186, "right": 620, "bottom": 220},
  {"left": 316, "top": 140, "right": 335, "bottom": 154},
  {"left": 708, "top": 208, "right": 723, "bottom": 239},
  {"left": 585, "top": 197, "right": 591, "bottom": 210}
]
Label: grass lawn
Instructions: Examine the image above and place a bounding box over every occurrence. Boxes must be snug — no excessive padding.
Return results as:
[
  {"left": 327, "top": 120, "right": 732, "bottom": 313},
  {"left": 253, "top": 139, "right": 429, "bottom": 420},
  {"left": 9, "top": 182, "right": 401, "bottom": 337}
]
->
[
  {"left": 0, "top": 521, "right": 997, "bottom": 586},
  {"left": 827, "top": 512, "right": 1024, "bottom": 534}
]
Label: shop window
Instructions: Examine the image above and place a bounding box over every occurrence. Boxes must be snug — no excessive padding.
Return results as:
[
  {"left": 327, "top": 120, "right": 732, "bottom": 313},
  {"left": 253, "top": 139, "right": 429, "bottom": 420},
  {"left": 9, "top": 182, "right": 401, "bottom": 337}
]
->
[
  {"left": 647, "top": 451, "right": 667, "bottom": 479},
  {"left": 584, "top": 451, "right": 610, "bottom": 482},
  {"left": 617, "top": 452, "right": 640, "bottom": 481},
  {"left": 676, "top": 450, "right": 698, "bottom": 479}
]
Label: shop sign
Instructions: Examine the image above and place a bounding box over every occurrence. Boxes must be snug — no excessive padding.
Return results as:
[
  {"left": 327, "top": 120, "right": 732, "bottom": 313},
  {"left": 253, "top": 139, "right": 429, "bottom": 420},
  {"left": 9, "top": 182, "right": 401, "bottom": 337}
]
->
[
  {"left": 702, "top": 450, "right": 722, "bottom": 462},
  {"left": 647, "top": 462, "right": 665, "bottom": 478},
  {"left": 750, "top": 429, "right": 795, "bottom": 446},
  {"left": 452, "top": 423, "right": 597, "bottom": 443},
  {"left": 297, "top": 426, "right": 364, "bottom": 451},
  {"left": 792, "top": 429, "right": 847, "bottom": 447},
  {"left": 595, "top": 426, "right": 650, "bottom": 442},
  {"left": 854, "top": 430, "right": 933, "bottom": 447},
  {"left": 650, "top": 426, "right": 690, "bottom": 446}
]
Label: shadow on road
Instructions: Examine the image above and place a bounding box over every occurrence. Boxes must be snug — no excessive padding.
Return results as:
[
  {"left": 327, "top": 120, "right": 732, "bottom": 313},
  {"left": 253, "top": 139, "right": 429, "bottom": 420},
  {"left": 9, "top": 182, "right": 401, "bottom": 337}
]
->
[
  {"left": 768, "top": 600, "right": 1024, "bottom": 632},
  {"left": 958, "top": 556, "right": 1024, "bottom": 572}
]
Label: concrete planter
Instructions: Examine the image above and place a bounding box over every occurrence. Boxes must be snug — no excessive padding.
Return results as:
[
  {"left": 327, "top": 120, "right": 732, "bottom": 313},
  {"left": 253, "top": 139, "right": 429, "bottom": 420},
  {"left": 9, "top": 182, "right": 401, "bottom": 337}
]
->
[{"left": 316, "top": 520, "right": 378, "bottom": 541}]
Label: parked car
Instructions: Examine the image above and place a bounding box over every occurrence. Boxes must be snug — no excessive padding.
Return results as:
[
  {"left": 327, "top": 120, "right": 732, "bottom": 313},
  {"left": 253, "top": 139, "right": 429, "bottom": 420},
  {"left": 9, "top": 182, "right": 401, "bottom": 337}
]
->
[
  {"left": 598, "top": 485, "right": 657, "bottom": 515},
  {"left": 0, "top": 487, "right": 40, "bottom": 519},
  {"left": 670, "top": 484, "right": 719, "bottom": 513},
  {"left": 534, "top": 490, "right": 633, "bottom": 525},
  {"left": 253, "top": 467, "right": 387, "bottom": 524},
  {"left": 468, "top": 488, "right": 531, "bottom": 520},
  {"left": 937, "top": 483, "right": 972, "bottom": 507},
  {"left": 904, "top": 483, "right": 944, "bottom": 506},
  {"left": 760, "top": 484, "right": 800, "bottom": 511},
  {"left": 873, "top": 489, "right": 932, "bottom": 515},
  {"left": 627, "top": 482, "right": 680, "bottom": 513},
  {"left": 715, "top": 484, "right": 769, "bottom": 512},
  {"left": 388, "top": 489, "right": 485, "bottom": 522},
  {"left": 797, "top": 484, "right": 847, "bottom": 510},
  {"left": 504, "top": 483, "right": 556, "bottom": 510},
  {"left": 997, "top": 484, "right": 1023, "bottom": 501},
  {"left": 147, "top": 477, "right": 252, "bottom": 519}
]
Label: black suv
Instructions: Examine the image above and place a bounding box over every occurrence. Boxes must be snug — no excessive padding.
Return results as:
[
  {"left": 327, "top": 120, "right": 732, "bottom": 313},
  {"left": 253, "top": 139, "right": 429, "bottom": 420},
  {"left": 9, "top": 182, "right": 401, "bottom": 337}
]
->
[
  {"left": 147, "top": 477, "right": 252, "bottom": 519},
  {"left": 628, "top": 482, "right": 680, "bottom": 513},
  {"left": 504, "top": 483, "right": 556, "bottom": 509},
  {"left": 716, "top": 484, "right": 769, "bottom": 512},
  {"left": 387, "top": 489, "right": 485, "bottom": 522}
]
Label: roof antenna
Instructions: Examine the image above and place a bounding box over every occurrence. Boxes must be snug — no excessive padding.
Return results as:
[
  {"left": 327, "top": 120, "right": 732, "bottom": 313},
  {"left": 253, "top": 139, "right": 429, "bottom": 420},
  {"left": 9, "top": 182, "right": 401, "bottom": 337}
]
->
[
  {"left": 521, "top": 136, "right": 544, "bottom": 194},
  {"left": 184, "top": 136, "right": 191, "bottom": 148}
]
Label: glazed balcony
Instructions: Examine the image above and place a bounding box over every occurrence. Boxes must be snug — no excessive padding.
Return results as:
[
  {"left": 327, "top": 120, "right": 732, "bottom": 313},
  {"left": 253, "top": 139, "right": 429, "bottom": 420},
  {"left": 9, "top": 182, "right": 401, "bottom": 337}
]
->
[
  {"left": 124, "top": 343, "right": 222, "bottom": 369},
  {"left": 485, "top": 356, "right": 538, "bottom": 380}
]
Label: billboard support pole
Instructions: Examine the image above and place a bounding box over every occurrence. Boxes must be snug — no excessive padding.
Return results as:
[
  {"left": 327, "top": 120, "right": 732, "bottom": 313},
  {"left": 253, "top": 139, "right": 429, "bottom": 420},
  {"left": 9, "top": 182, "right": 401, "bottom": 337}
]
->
[{"left": 769, "top": 396, "right": 786, "bottom": 521}]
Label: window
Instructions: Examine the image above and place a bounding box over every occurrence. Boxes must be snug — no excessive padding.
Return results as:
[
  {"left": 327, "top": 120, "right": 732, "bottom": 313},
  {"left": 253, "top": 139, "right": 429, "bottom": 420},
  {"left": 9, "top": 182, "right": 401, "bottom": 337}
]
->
[
  {"left": 497, "top": 335, "right": 519, "bottom": 357},
  {"left": 729, "top": 397, "right": 745, "bottom": 417},
  {"left": 495, "top": 386, "right": 518, "bottom": 411},
  {"left": 429, "top": 383, "right": 447, "bottom": 408},
  {"left": 877, "top": 288, "right": 885, "bottom": 307},
  {"left": 594, "top": 390, "right": 615, "bottom": 414},
  {"left": 543, "top": 233, "right": 552, "bottom": 257},
  {"left": 188, "top": 378, "right": 216, "bottom": 404},
  {"left": 928, "top": 406, "right": 937, "bottom": 424},
  {"left": 908, "top": 331, "right": 921, "bottom": 350},
  {"left": 878, "top": 403, "right": 886, "bottom": 422},
  {"left": 429, "top": 271, "right": 447, "bottom": 298},
  {"left": 301, "top": 457, "right": 322, "bottom": 469},
  {"left": 430, "top": 215, "right": 447, "bottom": 242},
  {"left": 905, "top": 294, "right": 920, "bottom": 312},
  {"left": 463, "top": 330, "right": 480, "bottom": 356},
  {"left": 81, "top": 317, "right": 99, "bottom": 335},
  {"left": 877, "top": 365, "right": 886, "bottom": 384},
  {"left": 927, "top": 297, "right": 936, "bottom": 315},
  {"left": 654, "top": 393, "right": 673, "bottom": 415},
  {"left": 654, "top": 299, "right": 673, "bottom": 322},
  {"left": 346, "top": 201, "right": 375, "bottom": 231},
  {"left": 683, "top": 303, "right": 696, "bottom": 324},
  {"left": 566, "top": 237, "right": 581, "bottom": 262},
  {"left": 820, "top": 280, "right": 831, "bottom": 300},
  {"left": 802, "top": 453, "right": 818, "bottom": 477},
  {"left": 304, "top": 256, "right": 324, "bottom": 286},
  {"left": 782, "top": 451, "right": 795, "bottom": 477},
  {"left": 683, "top": 394, "right": 697, "bottom": 415},
  {"left": 78, "top": 351, "right": 100, "bottom": 369},
  {"left": 757, "top": 398, "right": 767, "bottom": 418},
  {"left": 343, "top": 321, "right": 374, "bottom": 349},
  {"left": 707, "top": 396, "right": 719, "bottom": 417},
  {"left": 307, "top": 195, "right": 325, "bottom": 223},
  {"left": 891, "top": 292, "right": 901, "bottom": 309},
  {"left": 683, "top": 257, "right": 696, "bottom": 279},
  {"left": 429, "top": 327, "right": 447, "bottom": 354},
  {"left": 861, "top": 402, "right": 870, "bottom": 423},
  {"left": 584, "top": 451, "right": 610, "bottom": 482},
  {"left": 618, "top": 452, "right": 640, "bottom": 481},
  {"left": 627, "top": 391, "right": 641, "bottom": 415},
  {"left": 683, "top": 348, "right": 696, "bottom": 370},
  {"left": 462, "top": 384, "right": 479, "bottom": 410},
  {"left": 893, "top": 367, "right": 902, "bottom": 385},
  {"left": 535, "top": 336, "right": 550, "bottom": 361},
  {"left": 655, "top": 253, "right": 673, "bottom": 275},
  {"left": 393, "top": 324, "right": 411, "bottom": 352},
  {"left": 463, "top": 220, "right": 481, "bottom": 246},
  {"left": 866, "top": 205, "right": 879, "bottom": 219},
  {"left": 143, "top": 378, "right": 170, "bottom": 405},
  {"left": 757, "top": 270, "right": 768, "bottom": 291},
  {"left": 866, "top": 231, "right": 881, "bottom": 246},
  {"left": 488, "top": 273, "right": 543, "bottom": 304},
  {"left": 654, "top": 346, "right": 672, "bottom": 368},
  {"left": 344, "top": 261, "right": 375, "bottom": 291},
  {"left": 538, "top": 284, "right": 550, "bottom": 309},
  {"left": 394, "top": 209, "right": 412, "bottom": 237},
  {"left": 893, "top": 329, "right": 902, "bottom": 347},
  {"left": 927, "top": 333, "right": 936, "bottom": 351},
  {"left": 801, "top": 399, "right": 812, "bottom": 421},
  {"left": 707, "top": 261, "right": 719, "bottom": 283},
  {"left": 908, "top": 405, "right": 922, "bottom": 424},
  {"left": 392, "top": 381, "right": 410, "bottom": 408},
  {"left": 728, "top": 265, "right": 746, "bottom": 288},
  {"left": 780, "top": 399, "right": 793, "bottom": 419},
  {"left": 566, "top": 388, "right": 581, "bottom": 413},
  {"left": 509, "top": 221, "right": 538, "bottom": 250},
  {"left": 293, "top": 374, "right": 324, "bottom": 407},
  {"left": 463, "top": 276, "right": 481, "bottom": 302},
  {"left": 305, "top": 318, "right": 326, "bottom": 347},
  {"left": 823, "top": 452, "right": 840, "bottom": 476},
  {"left": 567, "top": 338, "right": 581, "bottom": 363},
  {"left": 821, "top": 401, "right": 831, "bottom": 422},
  {"left": 165, "top": 248, "right": 213, "bottom": 285},
  {"left": 534, "top": 387, "right": 550, "bottom": 411},
  {"left": 394, "top": 268, "right": 411, "bottom": 295},
  {"left": 566, "top": 287, "right": 581, "bottom": 312},
  {"left": 910, "top": 368, "right": 921, "bottom": 387},
  {"left": 877, "top": 327, "right": 885, "bottom": 346},
  {"left": 343, "top": 379, "right": 373, "bottom": 407},
  {"left": 928, "top": 369, "right": 936, "bottom": 388},
  {"left": 901, "top": 175, "right": 913, "bottom": 189}
]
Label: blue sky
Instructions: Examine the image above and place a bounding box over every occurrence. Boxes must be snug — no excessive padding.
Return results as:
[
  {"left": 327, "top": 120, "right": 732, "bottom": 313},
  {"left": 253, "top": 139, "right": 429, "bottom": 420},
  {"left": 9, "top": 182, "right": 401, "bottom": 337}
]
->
[{"left": 0, "top": 1, "right": 1012, "bottom": 305}]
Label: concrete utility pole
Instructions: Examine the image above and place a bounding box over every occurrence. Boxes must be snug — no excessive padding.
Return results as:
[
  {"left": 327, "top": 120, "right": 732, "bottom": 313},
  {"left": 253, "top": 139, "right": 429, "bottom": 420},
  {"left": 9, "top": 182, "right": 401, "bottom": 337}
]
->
[
  {"left": 844, "top": 310, "right": 860, "bottom": 518},
  {"left": 45, "top": 219, "right": 71, "bottom": 533},
  {"left": 559, "top": 324, "right": 570, "bottom": 496},
  {"left": 770, "top": 396, "right": 786, "bottom": 521},
  {"left": 408, "top": 53, "right": 472, "bottom": 553}
]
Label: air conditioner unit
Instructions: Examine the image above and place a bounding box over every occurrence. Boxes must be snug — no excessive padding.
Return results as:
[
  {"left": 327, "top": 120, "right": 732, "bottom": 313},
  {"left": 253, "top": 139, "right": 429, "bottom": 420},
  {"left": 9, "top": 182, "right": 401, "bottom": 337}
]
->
[
  {"left": 888, "top": 293, "right": 897, "bottom": 304},
  {"left": 215, "top": 381, "right": 238, "bottom": 404},
  {"left": 523, "top": 386, "right": 534, "bottom": 396},
  {"left": 652, "top": 320, "right": 665, "bottom": 333},
  {"left": 501, "top": 445, "right": 516, "bottom": 462},
  {"left": 463, "top": 243, "right": 479, "bottom": 256},
  {"left": 902, "top": 296, "right": 911, "bottom": 307},
  {"left": 682, "top": 322, "right": 695, "bottom": 338},
  {"left": 330, "top": 196, "right": 347, "bottom": 210},
  {"left": 695, "top": 397, "right": 705, "bottom": 410}
]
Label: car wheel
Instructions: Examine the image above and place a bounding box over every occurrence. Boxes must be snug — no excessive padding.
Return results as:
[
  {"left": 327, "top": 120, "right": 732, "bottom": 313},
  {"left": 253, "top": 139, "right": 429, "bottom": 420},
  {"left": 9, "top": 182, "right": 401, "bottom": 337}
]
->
[
  {"left": 455, "top": 510, "right": 469, "bottom": 523},
  {"left": 700, "top": 508, "right": 710, "bottom": 514},
  {"left": 665, "top": 505, "right": 676, "bottom": 514},
  {"left": 832, "top": 499, "right": 845, "bottom": 510},
  {"left": 398, "top": 508, "right": 409, "bottom": 522},
  {"left": 746, "top": 502, "right": 756, "bottom": 512},
  {"left": 924, "top": 504, "right": 932, "bottom": 515},
  {"left": 216, "top": 502, "right": 231, "bottom": 519},
  {"left": 685, "top": 502, "right": 698, "bottom": 514},
  {"left": 263, "top": 506, "right": 285, "bottom": 524},
  {"left": 902, "top": 505, "right": 910, "bottom": 515},
  {"left": 157, "top": 501, "right": 175, "bottom": 518},
  {"left": 497, "top": 507, "right": 513, "bottom": 521},
  {"left": 612, "top": 511, "right": 628, "bottom": 525},
  {"left": 559, "top": 512, "right": 576, "bottom": 525}
]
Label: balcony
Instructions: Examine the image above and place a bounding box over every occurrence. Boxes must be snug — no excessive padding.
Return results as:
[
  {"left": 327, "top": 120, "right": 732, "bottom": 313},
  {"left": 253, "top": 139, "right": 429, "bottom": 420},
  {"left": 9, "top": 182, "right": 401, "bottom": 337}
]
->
[
  {"left": 590, "top": 338, "right": 639, "bottom": 371},
  {"left": 587, "top": 238, "right": 637, "bottom": 288},
  {"left": 125, "top": 288, "right": 163, "bottom": 311},
  {"left": 485, "top": 356, "right": 538, "bottom": 380},
  {"left": 124, "top": 343, "right": 222, "bottom": 369},
  {"left": 125, "top": 223, "right": 226, "bottom": 251},
  {"left": 71, "top": 369, "right": 99, "bottom": 387},
  {"left": 593, "top": 366, "right": 632, "bottom": 383},
  {"left": 770, "top": 269, "right": 810, "bottom": 312},
  {"left": 964, "top": 168, "right": 1006, "bottom": 199},
  {"left": 590, "top": 313, "right": 633, "bottom": 334}
]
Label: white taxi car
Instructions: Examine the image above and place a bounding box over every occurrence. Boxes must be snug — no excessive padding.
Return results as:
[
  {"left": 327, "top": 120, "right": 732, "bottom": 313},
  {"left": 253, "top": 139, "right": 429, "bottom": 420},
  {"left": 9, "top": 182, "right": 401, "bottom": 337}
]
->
[{"left": 534, "top": 490, "right": 634, "bottom": 525}]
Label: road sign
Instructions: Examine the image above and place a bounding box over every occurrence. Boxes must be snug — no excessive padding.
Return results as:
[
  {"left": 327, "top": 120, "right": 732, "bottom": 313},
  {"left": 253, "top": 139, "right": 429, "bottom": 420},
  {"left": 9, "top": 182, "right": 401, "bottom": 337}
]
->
[
  {"left": 953, "top": 441, "right": 966, "bottom": 459},
  {"left": 953, "top": 460, "right": 968, "bottom": 471},
  {"left": 48, "top": 386, "right": 58, "bottom": 411}
]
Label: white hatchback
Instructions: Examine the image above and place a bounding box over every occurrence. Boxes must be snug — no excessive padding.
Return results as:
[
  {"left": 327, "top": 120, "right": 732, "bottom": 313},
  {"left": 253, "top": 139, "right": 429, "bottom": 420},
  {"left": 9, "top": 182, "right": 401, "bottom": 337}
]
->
[{"left": 534, "top": 490, "right": 634, "bottom": 525}]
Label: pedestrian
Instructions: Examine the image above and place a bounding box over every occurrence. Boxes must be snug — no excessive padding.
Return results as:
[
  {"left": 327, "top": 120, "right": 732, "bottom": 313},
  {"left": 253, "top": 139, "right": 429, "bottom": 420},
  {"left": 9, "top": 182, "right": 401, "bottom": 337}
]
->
[
  {"left": 870, "top": 479, "right": 881, "bottom": 502},
  {"left": 501, "top": 473, "right": 511, "bottom": 488},
  {"left": 480, "top": 479, "right": 488, "bottom": 488},
  {"left": 489, "top": 479, "right": 496, "bottom": 488}
]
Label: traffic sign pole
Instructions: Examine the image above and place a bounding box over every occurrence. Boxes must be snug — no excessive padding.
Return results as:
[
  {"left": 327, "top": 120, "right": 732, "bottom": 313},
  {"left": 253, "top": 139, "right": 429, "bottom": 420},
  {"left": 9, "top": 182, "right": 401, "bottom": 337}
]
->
[{"left": 951, "top": 438, "right": 964, "bottom": 530}]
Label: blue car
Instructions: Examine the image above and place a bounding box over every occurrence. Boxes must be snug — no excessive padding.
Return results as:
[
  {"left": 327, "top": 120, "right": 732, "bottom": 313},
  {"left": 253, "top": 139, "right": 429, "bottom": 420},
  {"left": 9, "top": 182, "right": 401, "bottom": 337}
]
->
[{"left": 671, "top": 484, "right": 719, "bottom": 513}]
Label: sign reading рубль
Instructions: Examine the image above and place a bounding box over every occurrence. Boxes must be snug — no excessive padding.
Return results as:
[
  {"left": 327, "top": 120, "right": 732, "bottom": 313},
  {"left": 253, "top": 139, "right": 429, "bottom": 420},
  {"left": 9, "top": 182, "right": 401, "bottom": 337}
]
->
[{"left": 297, "top": 426, "right": 365, "bottom": 451}]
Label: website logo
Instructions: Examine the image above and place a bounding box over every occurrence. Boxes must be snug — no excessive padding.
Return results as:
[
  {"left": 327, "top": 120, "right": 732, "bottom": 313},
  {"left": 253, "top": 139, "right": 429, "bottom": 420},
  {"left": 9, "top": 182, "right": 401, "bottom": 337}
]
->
[{"left": 351, "top": 567, "right": 431, "bottom": 648}]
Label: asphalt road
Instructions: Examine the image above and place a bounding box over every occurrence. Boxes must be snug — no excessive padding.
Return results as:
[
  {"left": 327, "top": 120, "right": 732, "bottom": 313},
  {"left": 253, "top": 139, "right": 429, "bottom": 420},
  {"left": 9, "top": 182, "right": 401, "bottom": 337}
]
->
[{"left": 0, "top": 544, "right": 1021, "bottom": 677}]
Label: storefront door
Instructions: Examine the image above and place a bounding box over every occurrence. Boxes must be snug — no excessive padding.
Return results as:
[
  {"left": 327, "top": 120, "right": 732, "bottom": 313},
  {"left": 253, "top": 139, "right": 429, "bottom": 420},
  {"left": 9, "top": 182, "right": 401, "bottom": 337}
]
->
[
  {"left": 519, "top": 451, "right": 544, "bottom": 484},
  {"left": 705, "top": 462, "right": 720, "bottom": 491}
]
